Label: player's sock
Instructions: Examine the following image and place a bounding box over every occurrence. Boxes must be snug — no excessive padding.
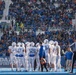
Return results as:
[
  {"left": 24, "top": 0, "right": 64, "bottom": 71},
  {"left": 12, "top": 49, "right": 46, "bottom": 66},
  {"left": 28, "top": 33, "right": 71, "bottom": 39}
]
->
[{"left": 11, "top": 64, "right": 14, "bottom": 71}]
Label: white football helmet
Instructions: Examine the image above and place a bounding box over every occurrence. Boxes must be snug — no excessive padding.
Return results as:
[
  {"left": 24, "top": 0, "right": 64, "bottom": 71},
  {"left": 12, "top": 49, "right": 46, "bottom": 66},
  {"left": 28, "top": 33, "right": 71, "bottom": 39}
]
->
[
  {"left": 49, "top": 40, "right": 54, "bottom": 45},
  {"left": 17, "top": 42, "right": 21, "bottom": 47},
  {"left": 54, "top": 41, "right": 58, "bottom": 45},
  {"left": 36, "top": 43, "right": 40, "bottom": 46},
  {"left": 26, "top": 42, "right": 30, "bottom": 47},
  {"left": 44, "top": 39, "right": 48, "bottom": 44},
  {"left": 8, "top": 46, "right": 12, "bottom": 49},
  {"left": 12, "top": 42, "right": 16, "bottom": 47},
  {"left": 30, "top": 42, "right": 35, "bottom": 47},
  {"left": 21, "top": 43, "right": 25, "bottom": 47}
]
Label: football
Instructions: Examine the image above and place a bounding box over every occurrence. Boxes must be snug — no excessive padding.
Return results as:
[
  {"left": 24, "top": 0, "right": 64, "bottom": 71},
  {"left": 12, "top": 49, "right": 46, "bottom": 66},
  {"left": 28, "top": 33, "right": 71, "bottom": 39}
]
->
[{"left": 40, "top": 58, "right": 46, "bottom": 65}]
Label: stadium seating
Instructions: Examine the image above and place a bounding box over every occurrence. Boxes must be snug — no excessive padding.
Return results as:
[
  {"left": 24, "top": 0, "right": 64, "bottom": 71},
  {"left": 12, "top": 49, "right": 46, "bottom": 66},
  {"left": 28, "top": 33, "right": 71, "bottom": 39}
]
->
[
  {"left": 8, "top": 0, "right": 76, "bottom": 31},
  {"left": 0, "top": 0, "right": 5, "bottom": 19},
  {"left": 0, "top": 0, "right": 76, "bottom": 56}
]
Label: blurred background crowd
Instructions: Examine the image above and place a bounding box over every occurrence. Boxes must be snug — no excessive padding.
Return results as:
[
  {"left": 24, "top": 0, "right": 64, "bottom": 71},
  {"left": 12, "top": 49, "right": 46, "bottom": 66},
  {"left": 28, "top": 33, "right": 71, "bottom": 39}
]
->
[{"left": 0, "top": 0, "right": 76, "bottom": 57}]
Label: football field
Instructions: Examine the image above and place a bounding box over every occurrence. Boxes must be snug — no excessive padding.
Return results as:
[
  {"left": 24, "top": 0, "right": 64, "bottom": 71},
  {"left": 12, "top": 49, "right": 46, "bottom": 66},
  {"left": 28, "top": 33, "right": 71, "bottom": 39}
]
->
[{"left": 0, "top": 68, "right": 76, "bottom": 75}]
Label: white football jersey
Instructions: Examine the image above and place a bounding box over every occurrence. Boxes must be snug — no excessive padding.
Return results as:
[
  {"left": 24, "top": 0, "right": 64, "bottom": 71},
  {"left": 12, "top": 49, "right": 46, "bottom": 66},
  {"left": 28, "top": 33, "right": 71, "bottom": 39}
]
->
[
  {"left": 43, "top": 44, "right": 50, "bottom": 54},
  {"left": 36, "top": 46, "right": 40, "bottom": 55},
  {"left": 8, "top": 46, "right": 16, "bottom": 55},
  {"left": 49, "top": 44, "right": 54, "bottom": 54},
  {"left": 16, "top": 46, "right": 24, "bottom": 55},
  {"left": 29, "top": 47, "right": 37, "bottom": 57},
  {"left": 26, "top": 46, "right": 30, "bottom": 56},
  {"left": 56, "top": 45, "right": 61, "bottom": 56},
  {"left": 53, "top": 45, "right": 58, "bottom": 56}
]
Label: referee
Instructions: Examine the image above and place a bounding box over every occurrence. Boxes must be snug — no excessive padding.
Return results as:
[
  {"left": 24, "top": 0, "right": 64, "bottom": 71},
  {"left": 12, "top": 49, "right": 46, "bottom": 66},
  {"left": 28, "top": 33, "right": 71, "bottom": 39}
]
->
[
  {"left": 39, "top": 42, "right": 48, "bottom": 72},
  {"left": 70, "top": 39, "right": 76, "bottom": 73}
]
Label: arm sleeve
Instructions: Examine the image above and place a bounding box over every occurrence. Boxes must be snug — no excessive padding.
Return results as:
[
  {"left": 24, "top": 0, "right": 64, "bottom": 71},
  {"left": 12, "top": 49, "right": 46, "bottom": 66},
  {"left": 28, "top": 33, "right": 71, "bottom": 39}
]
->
[
  {"left": 70, "top": 43, "right": 75, "bottom": 47},
  {"left": 64, "top": 52, "right": 67, "bottom": 57}
]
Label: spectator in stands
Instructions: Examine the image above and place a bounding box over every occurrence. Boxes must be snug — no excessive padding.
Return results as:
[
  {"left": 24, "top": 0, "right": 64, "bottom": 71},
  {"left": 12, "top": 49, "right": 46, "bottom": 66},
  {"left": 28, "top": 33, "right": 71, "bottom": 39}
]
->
[
  {"left": 0, "top": 0, "right": 76, "bottom": 59},
  {"left": 0, "top": 0, "right": 5, "bottom": 19},
  {"left": 8, "top": 0, "right": 75, "bottom": 31}
]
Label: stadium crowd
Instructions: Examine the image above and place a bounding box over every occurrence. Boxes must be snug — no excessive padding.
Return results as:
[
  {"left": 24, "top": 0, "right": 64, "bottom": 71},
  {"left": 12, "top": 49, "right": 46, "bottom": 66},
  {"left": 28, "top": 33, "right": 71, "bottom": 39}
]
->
[
  {"left": 0, "top": 0, "right": 5, "bottom": 19},
  {"left": 0, "top": 0, "right": 76, "bottom": 73},
  {"left": 9, "top": 0, "right": 76, "bottom": 31},
  {"left": 0, "top": 29, "right": 76, "bottom": 57},
  {"left": 0, "top": 0, "right": 76, "bottom": 57}
]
